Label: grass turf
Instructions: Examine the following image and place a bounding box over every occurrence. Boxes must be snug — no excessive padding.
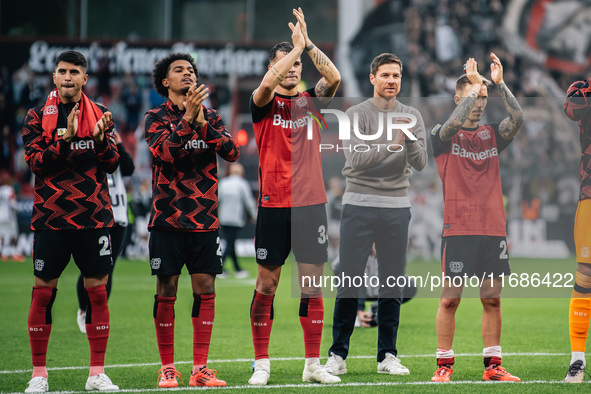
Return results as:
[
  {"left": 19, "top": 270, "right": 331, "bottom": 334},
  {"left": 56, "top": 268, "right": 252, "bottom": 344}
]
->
[{"left": 0, "top": 256, "right": 587, "bottom": 393}]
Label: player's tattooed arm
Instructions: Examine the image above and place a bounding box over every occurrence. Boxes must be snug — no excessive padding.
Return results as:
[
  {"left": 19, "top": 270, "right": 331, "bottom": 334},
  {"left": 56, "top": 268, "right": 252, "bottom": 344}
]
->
[
  {"left": 292, "top": 7, "right": 341, "bottom": 102},
  {"left": 270, "top": 66, "right": 285, "bottom": 83},
  {"left": 439, "top": 90, "right": 479, "bottom": 142},
  {"left": 309, "top": 49, "right": 341, "bottom": 103},
  {"left": 497, "top": 82, "right": 524, "bottom": 140}
]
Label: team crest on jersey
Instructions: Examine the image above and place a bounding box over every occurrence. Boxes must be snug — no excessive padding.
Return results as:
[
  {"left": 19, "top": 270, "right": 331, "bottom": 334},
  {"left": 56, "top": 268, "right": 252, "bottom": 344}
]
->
[
  {"left": 478, "top": 129, "right": 491, "bottom": 140},
  {"left": 458, "top": 133, "right": 464, "bottom": 139},
  {"left": 57, "top": 128, "right": 67, "bottom": 137},
  {"left": 295, "top": 96, "right": 308, "bottom": 108},
  {"left": 34, "top": 259, "right": 45, "bottom": 271},
  {"left": 150, "top": 258, "right": 161, "bottom": 269},
  {"left": 257, "top": 248, "right": 268, "bottom": 260},
  {"left": 44, "top": 105, "right": 58, "bottom": 116},
  {"left": 277, "top": 101, "right": 285, "bottom": 108},
  {"left": 582, "top": 247, "right": 590, "bottom": 258},
  {"left": 449, "top": 261, "right": 463, "bottom": 273}
]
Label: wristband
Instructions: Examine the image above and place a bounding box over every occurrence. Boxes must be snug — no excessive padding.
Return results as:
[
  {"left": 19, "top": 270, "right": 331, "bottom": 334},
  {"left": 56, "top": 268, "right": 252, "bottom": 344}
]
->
[{"left": 306, "top": 43, "right": 315, "bottom": 51}]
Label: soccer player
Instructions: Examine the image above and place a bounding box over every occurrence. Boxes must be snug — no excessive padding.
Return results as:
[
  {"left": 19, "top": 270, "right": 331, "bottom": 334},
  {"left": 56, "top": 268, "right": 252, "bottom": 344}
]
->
[
  {"left": 324, "top": 53, "right": 427, "bottom": 377},
  {"left": 146, "top": 53, "right": 239, "bottom": 388},
  {"left": 248, "top": 8, "right": 341, "bottom": 385},
  {"left": 22, "top": 50, "right": 120, "bottom": 393},
  {"left": 563, "top": 78, "right": 591, "bottom": 383},
  {"left": 76, "top": 130, "right": 135, "bottom": 333},
  {"left": 430, "top": 55, "right": 524, "bottom": 382}
]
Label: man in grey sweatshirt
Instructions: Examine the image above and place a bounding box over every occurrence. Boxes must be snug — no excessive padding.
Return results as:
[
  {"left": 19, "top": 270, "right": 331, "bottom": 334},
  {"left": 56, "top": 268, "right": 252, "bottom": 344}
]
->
[{"left": 324, "top": 53, "right": 427, "bottom": 376}]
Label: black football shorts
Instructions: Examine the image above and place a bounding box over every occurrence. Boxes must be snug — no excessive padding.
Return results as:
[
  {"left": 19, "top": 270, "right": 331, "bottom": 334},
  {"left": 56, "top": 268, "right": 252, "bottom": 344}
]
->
[
  {"left": 441, "top": 235, "right": 511, "bottom": 277},
  {"left": 255, "top": 204, "right": 328, "bottom": 265},
  {"left": 149, "top": 229, "right": 223, "bottom": 275},
  {"left": 32, "top": 228, "right": 113, "bottom": 279}
]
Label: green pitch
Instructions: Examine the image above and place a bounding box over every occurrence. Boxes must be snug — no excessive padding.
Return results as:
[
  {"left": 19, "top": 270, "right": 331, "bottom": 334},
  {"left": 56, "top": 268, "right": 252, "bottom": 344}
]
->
[{"left": 0, "top": 257, "right": 588, "bottom": 393}]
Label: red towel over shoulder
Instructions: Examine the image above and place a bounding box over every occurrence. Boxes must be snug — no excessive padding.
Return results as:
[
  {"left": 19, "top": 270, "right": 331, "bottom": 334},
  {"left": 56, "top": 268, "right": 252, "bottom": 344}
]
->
[{"left": 41, "top": 88, "right": 104, "bottom": 144}]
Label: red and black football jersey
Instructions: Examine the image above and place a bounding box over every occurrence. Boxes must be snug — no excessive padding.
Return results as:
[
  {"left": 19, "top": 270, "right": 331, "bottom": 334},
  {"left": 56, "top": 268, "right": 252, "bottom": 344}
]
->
[
  {"left": 431, "top": 123, "right": 511, "bottom": 237},
  {"left": 250, "top": 88, "right": 327, "bottom": 208},
  {"left": 145, "top": 100, "right": 239, "bottom": 232},
  {"left": 22, "top": 102, "right": 119, "bottom": 231},
  {"left": 564, "top": 79, "right": 591, "bottom": 201}
]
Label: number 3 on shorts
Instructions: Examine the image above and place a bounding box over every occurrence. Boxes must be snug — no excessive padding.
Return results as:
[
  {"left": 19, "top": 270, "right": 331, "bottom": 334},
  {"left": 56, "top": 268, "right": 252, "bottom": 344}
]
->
[{"left": 318, "top": 225, "right": 327, "bottom": 244}]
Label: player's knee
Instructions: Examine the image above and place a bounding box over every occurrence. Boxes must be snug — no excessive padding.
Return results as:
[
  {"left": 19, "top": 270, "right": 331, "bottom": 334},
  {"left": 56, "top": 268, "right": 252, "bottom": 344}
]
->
[
  {"left": 577, "top": 263, "right": 591, "bottom": 277},
  {"left": 481, "top": 297, "right": 501, "bottom": 309},
  {"left": 440, "top": 298, "right": 461, "bottom": 310},
  {"left": 256, "top": 277, "right": 278, "bottom": 295}
]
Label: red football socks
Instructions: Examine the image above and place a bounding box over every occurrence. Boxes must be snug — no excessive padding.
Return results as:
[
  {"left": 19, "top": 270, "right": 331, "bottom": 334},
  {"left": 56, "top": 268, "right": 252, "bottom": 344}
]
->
[
  {"left": 86, "top": 285, "right": 110, "bottom": 374},
  {"left": 192, "top": 293, "right": 215, "bottom": 368},
  {"left": 299, "top": 296, "right": 324, "bottom": 359},
  {"left": 28, "top": 286, "right": 56, "bottom": 377},
  {"left": 154, "top": 295, "right": 176, "bottom": 366},
  {"left": 250, "top": 290, "right": 274, "bottom": 360}
]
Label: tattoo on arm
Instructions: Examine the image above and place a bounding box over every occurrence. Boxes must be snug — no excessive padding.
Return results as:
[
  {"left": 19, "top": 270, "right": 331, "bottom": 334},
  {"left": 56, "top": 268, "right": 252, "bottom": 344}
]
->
[
  {"left": 270, "top": 66, "right": 285, "bottom": 82},
  {"left": 497, "top": 82, "right": 524, "bottom": 140},
  {"left": 312, "top": 51, "right": 330, "bottom": 68},
  {"left": 315, "top": 79, "right": 338, "bottom": 102},
  {"left": 439, "top": 91, "right": 478, "bottom": 141}
]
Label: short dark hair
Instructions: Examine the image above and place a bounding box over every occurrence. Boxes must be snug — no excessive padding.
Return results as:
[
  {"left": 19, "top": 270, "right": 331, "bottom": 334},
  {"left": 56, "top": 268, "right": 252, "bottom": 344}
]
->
[
  {"left": 152, "top": 53, "right": 199, "bottom": 98},
  {"left": 55, "top": 50, "right": 87, "bottom": 69},
  {"left": 370, "top": 53, "right": 403, "bottom": 76},
  {"left": 268, "top": 42, "right": 294, "bottom": 64},
  {"left": 455, "top": 74, "right": 491, "bottom": 94}
]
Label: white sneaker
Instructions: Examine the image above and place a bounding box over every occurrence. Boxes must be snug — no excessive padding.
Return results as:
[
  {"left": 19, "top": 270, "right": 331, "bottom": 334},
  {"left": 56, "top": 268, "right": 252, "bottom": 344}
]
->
[
  {"left": 377, "top": 353, "right": 410, "bottom": 375},
  {"left": 565, "top": 360, "right": 585, "bottom": 383},
  {"left": 248, "top": 359, "right": 270, "bottom": 385},
  {"left": 217, "top": 271, "right": 228, "bottom": 279},
  {"left": 77, "top": 309, "right": 87, "bottom": 333},
  {"left": 324, "top": 352, "right": 347, "bottom": 375},
  {"left": 302, "top": 363, "right": 342, "bottom": 383},
  {"left": 235, "top": 270, "right": 249, "bottom": 279},
  {"left": 85, "top": 374, "right": 119, "bottom": 391},
  {"left": 25, "top": 376, "right": 48, "bottom": 393}
]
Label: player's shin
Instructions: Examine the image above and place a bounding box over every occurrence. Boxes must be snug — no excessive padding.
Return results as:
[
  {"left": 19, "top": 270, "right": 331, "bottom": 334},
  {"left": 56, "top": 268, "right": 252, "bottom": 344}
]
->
[
  {"left": 250, "top": 290, "right": 274, "bottom": 359},
  {"left": 299, "top": 294, "right": 324, "bottom": 364},
  {"left": 28, "top": 286, "right": 57, "bottom": 378},
  {"left": 154, "top": 295, "right": 176, "bottom": 367},
  {"left": 86, "top": 285, "right": 110, "bottom": 376},
  {"left": 192, "top": 293, "right": 215, "bottom": 372}
]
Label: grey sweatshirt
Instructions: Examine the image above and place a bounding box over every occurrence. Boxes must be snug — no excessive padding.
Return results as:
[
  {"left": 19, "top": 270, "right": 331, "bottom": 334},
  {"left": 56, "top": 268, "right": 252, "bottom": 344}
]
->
[{"left": 342, "top": 98, "right": 427, "bottom": 208}]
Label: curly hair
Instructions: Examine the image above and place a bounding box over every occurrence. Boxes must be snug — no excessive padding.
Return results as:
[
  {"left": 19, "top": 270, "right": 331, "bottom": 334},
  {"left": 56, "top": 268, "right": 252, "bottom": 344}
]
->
[{"left": 152, "top": 53, "right": 198, "bottom": 98}]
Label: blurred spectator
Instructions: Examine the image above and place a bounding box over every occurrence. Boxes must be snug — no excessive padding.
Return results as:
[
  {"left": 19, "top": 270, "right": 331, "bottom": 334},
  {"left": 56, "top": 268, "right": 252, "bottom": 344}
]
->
[{"left": 218, "top": 163, "right": 257, "bottom": 278}]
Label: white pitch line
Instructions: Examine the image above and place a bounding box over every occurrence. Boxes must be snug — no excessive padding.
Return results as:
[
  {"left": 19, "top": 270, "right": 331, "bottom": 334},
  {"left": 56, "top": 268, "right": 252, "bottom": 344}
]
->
[
  {"left": 0, "top": 352, "right": 570, "bottom": 375},
  {"left": 2, "top": 379, "right": 572, "bottom": 394}
]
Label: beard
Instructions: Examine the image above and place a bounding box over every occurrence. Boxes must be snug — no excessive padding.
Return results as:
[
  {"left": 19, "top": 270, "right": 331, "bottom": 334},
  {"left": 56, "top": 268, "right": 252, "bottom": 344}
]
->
[{"left": 181, "top": 86, "right": 191, "bottom": 95}]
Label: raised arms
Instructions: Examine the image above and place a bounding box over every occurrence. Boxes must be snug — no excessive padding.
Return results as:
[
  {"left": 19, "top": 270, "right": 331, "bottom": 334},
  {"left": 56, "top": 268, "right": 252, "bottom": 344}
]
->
[
  {"left": 439, "top": 58, "right": 483, "bottom": 142},
  {"left": 292, "top": 7, "right": 341, "bottom": 103},
  {"left": 490, "top": 53, "right": 524, "bottom": 140}
]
